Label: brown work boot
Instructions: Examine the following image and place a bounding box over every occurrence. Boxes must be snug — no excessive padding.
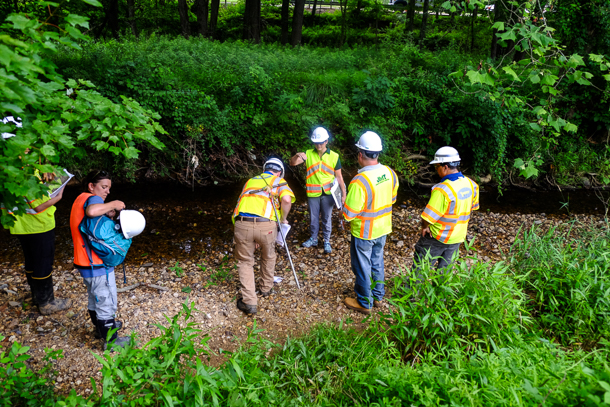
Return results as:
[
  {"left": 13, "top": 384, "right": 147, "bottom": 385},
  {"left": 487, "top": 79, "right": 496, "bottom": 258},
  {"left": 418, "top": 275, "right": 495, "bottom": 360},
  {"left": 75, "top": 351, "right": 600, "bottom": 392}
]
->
[
  {"left": 344, "top": 297, "right": 371, "bottom": 315},
  {"left": 39, "top": 298, "right": 72, "bottom": 315},
  {"left": 237, "top": 299, "right": 257, "bottom": 315},
  {"left": 373, "top": 298, "right": 387, "bottom": 308}
]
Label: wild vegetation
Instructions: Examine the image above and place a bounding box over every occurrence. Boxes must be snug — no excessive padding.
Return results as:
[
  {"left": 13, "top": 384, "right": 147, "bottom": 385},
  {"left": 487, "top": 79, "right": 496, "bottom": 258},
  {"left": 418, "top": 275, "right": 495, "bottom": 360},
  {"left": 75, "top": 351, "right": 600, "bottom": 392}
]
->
[{"left": 1, "top": 222, "right": 609, "bottom": 405}]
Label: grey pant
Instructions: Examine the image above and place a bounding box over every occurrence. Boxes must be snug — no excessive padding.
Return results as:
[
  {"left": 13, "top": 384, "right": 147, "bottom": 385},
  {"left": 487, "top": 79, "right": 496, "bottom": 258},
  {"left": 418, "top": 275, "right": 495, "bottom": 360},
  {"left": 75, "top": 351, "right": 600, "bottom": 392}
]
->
[
  {"left": 413, "top": 236, "right": 461, "bottom": 271},
  {"left": 308, "top": 194, "right": 335, "bottom": 242},
  {"left": 83, "top": 270, "right": 117, "bottom": 320}
]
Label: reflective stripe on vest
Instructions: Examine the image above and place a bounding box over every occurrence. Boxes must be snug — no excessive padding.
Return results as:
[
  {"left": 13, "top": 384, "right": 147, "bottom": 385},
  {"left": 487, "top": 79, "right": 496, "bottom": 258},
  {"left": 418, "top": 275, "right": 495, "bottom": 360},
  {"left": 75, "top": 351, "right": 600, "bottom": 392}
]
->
[
  {"left": 70, "top": 192, "right": 104, "bottom": 267},
  {"left": 232, "top": 174, "right": 292, "bottom": 223},
  {"left": 343, "top": 165, "right": 397, "bottom": 240},
  {"left": 422, "top": 177, "right": 479, "bottom": 244},
  {"left": 305, "top": 149, "right": 338, "bottom": 197}
]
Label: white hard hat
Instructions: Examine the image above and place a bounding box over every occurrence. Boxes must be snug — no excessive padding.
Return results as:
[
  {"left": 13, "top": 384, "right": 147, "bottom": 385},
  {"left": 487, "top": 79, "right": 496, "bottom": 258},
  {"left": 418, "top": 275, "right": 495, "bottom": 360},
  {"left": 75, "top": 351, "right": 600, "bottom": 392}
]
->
[
  {"left": 264, "top": 157, "right": 285, "bottom": 178},
  {"left": 311, "top": 127, "right": 329, "bottom": 143},
  {"left": 429, "top": 146, "right": 461, "bottom": 165},
  {"left": 355, "top": 131, "right": 383, "bottom": 152},
  {"left": 119, "top": 210, "right": 146, "bottom": 239},
  {"left": 2, "top": 116, "right": 21, "bottom": 139}
]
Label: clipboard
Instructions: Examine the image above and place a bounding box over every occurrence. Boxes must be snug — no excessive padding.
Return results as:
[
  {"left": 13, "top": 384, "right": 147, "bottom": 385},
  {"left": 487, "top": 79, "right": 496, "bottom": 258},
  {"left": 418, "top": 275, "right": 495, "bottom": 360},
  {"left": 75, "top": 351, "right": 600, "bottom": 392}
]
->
[{"left": 330, "top": 179, "right": 342, "bottom": 210}]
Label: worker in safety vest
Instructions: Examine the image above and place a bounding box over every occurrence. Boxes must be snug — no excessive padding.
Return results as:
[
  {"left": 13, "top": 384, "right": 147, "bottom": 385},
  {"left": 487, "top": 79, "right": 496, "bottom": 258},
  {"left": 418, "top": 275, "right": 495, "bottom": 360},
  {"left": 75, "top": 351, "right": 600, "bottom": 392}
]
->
[
  {"left": 414, "top": 146, "right": 479, "bottom": 270},
  {"left": 289, "top": 127, "right": 346, "bottom": 254},
  {"left": 1, "top": 117, "right": 72, "bottom": 315},
  {"left": 232, "top": 157, "right": 295, "bottom": 315},
  {"left": 342, "top": 131, "right": 398, "bottom": 314}
]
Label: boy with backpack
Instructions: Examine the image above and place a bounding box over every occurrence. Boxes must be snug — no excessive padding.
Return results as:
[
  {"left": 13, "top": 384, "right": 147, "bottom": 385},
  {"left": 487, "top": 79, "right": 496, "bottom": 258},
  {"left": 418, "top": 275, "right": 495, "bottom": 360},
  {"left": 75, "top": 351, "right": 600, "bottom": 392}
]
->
[{"left": 70, "top": 171, "right": 144, "bottom": 350}]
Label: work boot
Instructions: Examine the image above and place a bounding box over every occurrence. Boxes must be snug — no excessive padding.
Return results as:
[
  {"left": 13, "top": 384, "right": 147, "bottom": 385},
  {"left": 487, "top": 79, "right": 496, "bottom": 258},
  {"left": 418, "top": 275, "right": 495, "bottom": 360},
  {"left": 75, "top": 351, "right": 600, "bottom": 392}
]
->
[
  {"left": 323, "top": 241, "right": 332, "bottom": 254},
  {"left": 25, "top": 273, "right": 37, "bottom": 305},
  {"left": 302, "top": 237, "right": 318, "bottom": 248},
  {"left": 40, "top": 298, "right": 72, "bottom": 315},
  {"left": 257, "top": 288, "right": 274, "bottom": 298},
  {"left": 90, "top": 310, "right": 123, "bottom": 339},
  {"left": 97, "top": 319, "right": 130, "bottom": 351},
  {"left": 344, "top": 297, "right": 371, "bottom": 315},
  {"left": 236, "top": 299, "right": 257, "bottom": 315},
  {"left": 32, "top": 277, "right": 72, "bottom": 315},
  {"left": 373, "top": 298, "right": 386, "bottom": 308}
]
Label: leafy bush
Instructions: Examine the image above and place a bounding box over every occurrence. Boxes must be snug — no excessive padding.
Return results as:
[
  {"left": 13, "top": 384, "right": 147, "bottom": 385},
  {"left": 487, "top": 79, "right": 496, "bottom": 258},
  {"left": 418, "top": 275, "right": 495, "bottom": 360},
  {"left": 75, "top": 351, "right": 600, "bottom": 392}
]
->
[
  {"left": 380, "top": 259, "right": 532, "bottom": 356},
  {"left": 510, "top": 222, "right": 610, "bottom": 348}
]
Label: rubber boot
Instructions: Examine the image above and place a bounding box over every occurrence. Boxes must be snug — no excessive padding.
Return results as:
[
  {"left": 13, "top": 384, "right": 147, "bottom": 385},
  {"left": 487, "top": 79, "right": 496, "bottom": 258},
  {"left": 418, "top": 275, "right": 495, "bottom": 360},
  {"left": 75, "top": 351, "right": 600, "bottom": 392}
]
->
[
  {"left": 25, "top": 273, "right": 38, "bottom": 306},
  {"left": 90, "top": 310, "right": 123, "bottom": 339},
  {"left": 33, "top": 277, "right": 72, "bottom": 315},
  {"left": 97, "top": 319, "right": 130, "bottom": 351}
]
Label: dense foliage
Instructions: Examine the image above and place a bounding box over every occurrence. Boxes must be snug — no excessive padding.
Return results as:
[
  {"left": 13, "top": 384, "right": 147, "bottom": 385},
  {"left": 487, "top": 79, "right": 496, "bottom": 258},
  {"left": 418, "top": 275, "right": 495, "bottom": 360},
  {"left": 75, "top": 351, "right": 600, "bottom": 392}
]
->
[{"left": 1, "top": 224, "right": 609, "bottom": 406}]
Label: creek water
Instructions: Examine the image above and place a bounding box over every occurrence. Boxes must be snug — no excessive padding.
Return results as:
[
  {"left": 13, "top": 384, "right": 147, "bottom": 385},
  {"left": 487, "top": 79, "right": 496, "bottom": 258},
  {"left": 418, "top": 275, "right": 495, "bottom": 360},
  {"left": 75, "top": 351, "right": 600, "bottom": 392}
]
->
[{"left": 0, "top": 175, "right": 606, "bottom": 265}]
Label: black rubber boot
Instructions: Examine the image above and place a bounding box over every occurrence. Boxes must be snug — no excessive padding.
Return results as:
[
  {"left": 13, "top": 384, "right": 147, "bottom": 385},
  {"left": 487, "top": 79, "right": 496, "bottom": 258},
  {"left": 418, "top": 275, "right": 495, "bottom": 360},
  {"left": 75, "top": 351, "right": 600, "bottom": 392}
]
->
[
  {"left": 97, "top": 319, "right": 130, "bottom": 351},
  {"left": 25, "top": 273, "right": 38, "bottom": 305},
  {"left": 33, "top": 277, "right": 71, "bottom": 315},
  {"left": 90, "top": 311, "right": 123, "bottom": 339}
]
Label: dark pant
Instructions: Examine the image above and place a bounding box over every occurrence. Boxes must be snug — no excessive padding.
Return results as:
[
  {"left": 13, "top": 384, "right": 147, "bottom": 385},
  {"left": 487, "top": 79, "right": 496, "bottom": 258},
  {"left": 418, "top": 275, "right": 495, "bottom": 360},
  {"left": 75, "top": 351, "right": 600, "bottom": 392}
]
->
[
  {"left": 413, "top": 235, "right": 461, "bottom": 271},
  {"left": 308, "top": 194, "right": 335, "bottom": 242},
  {"left": 16, "top": 229, "right": 55, "bottom": 279}
]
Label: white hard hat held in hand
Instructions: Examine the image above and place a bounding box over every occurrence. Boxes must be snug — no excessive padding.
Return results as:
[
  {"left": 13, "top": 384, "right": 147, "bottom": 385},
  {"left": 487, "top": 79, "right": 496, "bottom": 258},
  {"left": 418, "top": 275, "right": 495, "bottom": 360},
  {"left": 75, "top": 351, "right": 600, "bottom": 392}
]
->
[
  {"left": 119, "top": 210, "right": 146, "bottom": 239},
  {"left": 430, "top": 146, "right": 461, "bottom": 165},
  {"left": 355, "top": 131, "right": 383, "bottom": 152},
  {"left": 311, "top": 127, "right": 330, "bottom": 143}
]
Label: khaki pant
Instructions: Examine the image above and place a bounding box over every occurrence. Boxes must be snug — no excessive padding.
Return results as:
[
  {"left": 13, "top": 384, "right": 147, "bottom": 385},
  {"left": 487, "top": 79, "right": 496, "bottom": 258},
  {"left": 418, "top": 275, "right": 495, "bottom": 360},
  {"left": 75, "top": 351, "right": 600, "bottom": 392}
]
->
[{"left": 234, "top": 220, "right": 278, "bottom": 306}]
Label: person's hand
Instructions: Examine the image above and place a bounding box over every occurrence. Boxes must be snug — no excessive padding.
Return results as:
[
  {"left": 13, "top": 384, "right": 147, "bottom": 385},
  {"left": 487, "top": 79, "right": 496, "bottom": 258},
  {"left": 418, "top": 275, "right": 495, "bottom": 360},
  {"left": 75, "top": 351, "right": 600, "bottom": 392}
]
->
[
  {"left": 299, "top": 153, "right": 306, "bottom": 162},
  {"left": 280, "top": 219, "right": 289, "bottom": 224},
  {"left": 42, "top": 173, "right": 56, "bottom": 183},
  {"left": 110, "top": 200, "right": 126, "bottom": 211},
  {"left": 341, "top": 194, "right": 346, "bottom": 206},
  {"left": 421, "top": 225, "right": 431, "bottom": 237}
]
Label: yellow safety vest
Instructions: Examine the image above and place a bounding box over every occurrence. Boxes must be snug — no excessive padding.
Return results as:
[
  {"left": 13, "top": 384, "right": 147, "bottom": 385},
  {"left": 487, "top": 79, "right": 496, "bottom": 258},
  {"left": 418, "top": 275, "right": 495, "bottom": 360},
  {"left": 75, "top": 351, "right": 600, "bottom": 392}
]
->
[
  {"left": 2, "top": 195, "right": 56, "bottom": 235},
  {"left": 305, "top": 149, "right": 339, "bottom": 197},
  {"left": 421, "top": 176, "right": 479, "bottom": 244},
  {"left": 342, "top": 164, "right": 398, "bottom": 240},
  {"left": 232, "top": 173, "right": 295, "bottom": 223}
]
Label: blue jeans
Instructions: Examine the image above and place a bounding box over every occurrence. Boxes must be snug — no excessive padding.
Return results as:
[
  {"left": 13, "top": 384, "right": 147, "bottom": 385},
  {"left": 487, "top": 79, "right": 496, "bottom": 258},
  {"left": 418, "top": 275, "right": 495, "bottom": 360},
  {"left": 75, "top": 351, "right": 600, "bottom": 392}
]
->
[{"left": 350, "top": 235, "right": 387, "bottom": 309}]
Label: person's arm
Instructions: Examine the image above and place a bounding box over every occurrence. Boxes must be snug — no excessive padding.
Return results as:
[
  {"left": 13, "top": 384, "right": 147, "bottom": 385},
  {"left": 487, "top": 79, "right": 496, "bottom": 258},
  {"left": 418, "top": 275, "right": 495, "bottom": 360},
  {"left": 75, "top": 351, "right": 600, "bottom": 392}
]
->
[
  {"left": 279, "top": 195, "right": 292, "bottom": 223},
  {"left": 86, "top": 200, "right": 125, "bottom": 217},
  {"left": 32, "top": 185, "right": 65, "bottom": 213},
  {"left": 334, "top": 169, "right": 347, "bottom": 206},
  {"left": 289, "top": 152, "right": 306, "bottom": 166},
  {"left": 342, "top": 180, "right": 365, "bottom": 222}
]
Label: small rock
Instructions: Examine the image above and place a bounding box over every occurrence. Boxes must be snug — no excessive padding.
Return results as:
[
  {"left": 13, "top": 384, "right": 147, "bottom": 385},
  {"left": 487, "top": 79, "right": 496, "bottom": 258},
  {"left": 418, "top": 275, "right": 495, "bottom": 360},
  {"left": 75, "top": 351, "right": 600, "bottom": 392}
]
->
[
  {"left": 36, "top": 316, "right": 43, "bottom": 322},
  {"left": 66, "top": 311, "right": 75, "bottom": 318},
  {"left": 205, "top": 313, "right": 212, "bottom": 320},
  {"left": 396, "top": 240, "right": 404, "bottom": 248},
  {"left": 8, "top": 336, "right": 16, "bottom": 342},
  {"left": 5, "top": 289, "right": 16, "bottom": 295},
  {"left": 222, "top": 311, "right": 229, "bottom": 317},
  {"left": 173, "top": 292, "right": 179, "bottom": 297},
  {"left": 142, "top": 262, "right": 154, "bottom": 268},
  {"left": 8, "top": 301, "right": 20, "bottom": 307},
  {"left": 65, "top": 276, "right": 74, "bottom": 281},
  {"left": 37, "top": 327, "right": 44, "bottom": 332}
]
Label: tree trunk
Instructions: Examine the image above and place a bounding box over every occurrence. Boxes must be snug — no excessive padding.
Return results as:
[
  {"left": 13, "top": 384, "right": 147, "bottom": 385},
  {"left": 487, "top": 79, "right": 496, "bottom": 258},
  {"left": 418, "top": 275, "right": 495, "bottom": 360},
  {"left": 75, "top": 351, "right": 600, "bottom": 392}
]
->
[
  {"left": 406, "top": 0, "right": 416, "bottom": 32},
  {"left": 243, "top": 0, "right": 261, "bottom": 42},
  {"left": 108, "top": 0, "right": 119, "bottom": 38},
  {"left": 280, "top": 0, "right": 290, "bottom": 44},
  {"left": 339, "top": 0, "right": 347, "bottom": 45},
  {"left": 311, "top": 0, "right": 318, "bottom": 26},
  {"left": 291, "top": 0, "right": 306, "bottom": 46},
  {"left": 127, "top": 0, "right": 138, "bottom": 37},
  {"left": 470, "top": 4, "right": 477, "bottom": 52},
  {"left": 209, "top": 0, "right": 220, "bottom": 38},
  {"left": 178, "top": 0, "right": 191, "bottom": 39},
  {"left": 419, "top": 0, "right": 429, "bottom": 44},
  {"left": 195, "top": 0, "right": 209, "bottom": 36}
]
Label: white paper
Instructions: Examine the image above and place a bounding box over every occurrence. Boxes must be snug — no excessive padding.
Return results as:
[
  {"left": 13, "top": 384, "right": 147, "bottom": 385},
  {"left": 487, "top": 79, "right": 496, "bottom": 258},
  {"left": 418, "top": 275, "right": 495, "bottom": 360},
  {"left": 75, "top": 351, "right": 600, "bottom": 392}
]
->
[
  {"left": 275, "top": 223, "right": 291, "bottom": 247},
  {"left": 330, "top": 179, "right": 342, "bottom": 209},
  {"left": 273, "top": 276, "right": 283, "bottom": 284},
  {"left": 48, "top": 168, "right": 74, "bottom": 198}
]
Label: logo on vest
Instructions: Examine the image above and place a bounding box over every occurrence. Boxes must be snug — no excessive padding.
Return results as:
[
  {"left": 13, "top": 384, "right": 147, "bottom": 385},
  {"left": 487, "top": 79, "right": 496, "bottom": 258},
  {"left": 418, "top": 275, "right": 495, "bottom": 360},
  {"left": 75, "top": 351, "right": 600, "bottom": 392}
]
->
[
  {"left": 376, "top": 174, "right": 389, "bottom": 185},
  {"left": 457, "top": 187, "right": 472, "bottom": 200}
]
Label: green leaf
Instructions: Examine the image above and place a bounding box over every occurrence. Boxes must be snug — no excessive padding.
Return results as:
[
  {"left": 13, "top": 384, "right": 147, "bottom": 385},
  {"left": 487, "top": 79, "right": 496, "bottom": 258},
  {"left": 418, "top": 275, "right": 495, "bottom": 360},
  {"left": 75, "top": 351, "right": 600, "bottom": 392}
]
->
[
  {"left": 64, "top": 14, "right": 89, "bottom": 28},
  {"left": 567, "top": 54, "right": 585, "bottom": 68},
  {"left": 529, "top": 75, "right": 540, "bottom": 84},
  {"left": 529, "top": 123, "right": 541, "bottom": 131},
  {"left": 564, "top": 123, "right": 578, "bottom": 133},
  {"left": 40, "top": 145, "right": 56, "bottom": 157},
  {"left": 81, "top": 0, "right": 103, "bottom": 6},
  {"left": 502, "top": 66, "right": 521, "bottom": 81},
  {"left": 492, "top": 22, "right": 504, "bottom": 31}
]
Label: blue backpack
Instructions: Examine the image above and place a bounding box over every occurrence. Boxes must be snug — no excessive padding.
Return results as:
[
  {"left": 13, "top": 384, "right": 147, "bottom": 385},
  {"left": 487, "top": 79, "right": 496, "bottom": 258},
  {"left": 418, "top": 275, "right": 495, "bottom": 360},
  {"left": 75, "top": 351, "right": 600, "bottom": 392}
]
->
[{"left": 79, "top": 213, "right": 132, "bottom": 267}]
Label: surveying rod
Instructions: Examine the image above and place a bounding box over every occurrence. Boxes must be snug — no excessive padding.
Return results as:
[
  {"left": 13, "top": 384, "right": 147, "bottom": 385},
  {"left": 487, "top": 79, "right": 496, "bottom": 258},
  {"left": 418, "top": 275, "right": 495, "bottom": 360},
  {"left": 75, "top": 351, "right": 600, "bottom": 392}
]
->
[{"left": 270, "top": 197, "right": 301, "bottom": 290}]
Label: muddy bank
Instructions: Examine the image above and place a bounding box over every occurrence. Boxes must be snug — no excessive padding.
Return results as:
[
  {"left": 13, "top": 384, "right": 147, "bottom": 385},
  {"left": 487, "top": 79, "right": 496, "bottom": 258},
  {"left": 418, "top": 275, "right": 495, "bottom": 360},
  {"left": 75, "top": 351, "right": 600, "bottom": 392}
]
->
[{"left": 0, "top": 180, "right": 607, "bottom": 396}]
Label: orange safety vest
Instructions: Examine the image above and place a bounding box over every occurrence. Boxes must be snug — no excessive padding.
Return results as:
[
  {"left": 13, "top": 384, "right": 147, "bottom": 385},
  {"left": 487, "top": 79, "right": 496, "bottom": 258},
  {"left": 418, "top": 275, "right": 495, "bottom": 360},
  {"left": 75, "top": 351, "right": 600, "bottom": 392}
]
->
[{"left": 70, "top": 193, "right": 103, "bottom": 268}]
